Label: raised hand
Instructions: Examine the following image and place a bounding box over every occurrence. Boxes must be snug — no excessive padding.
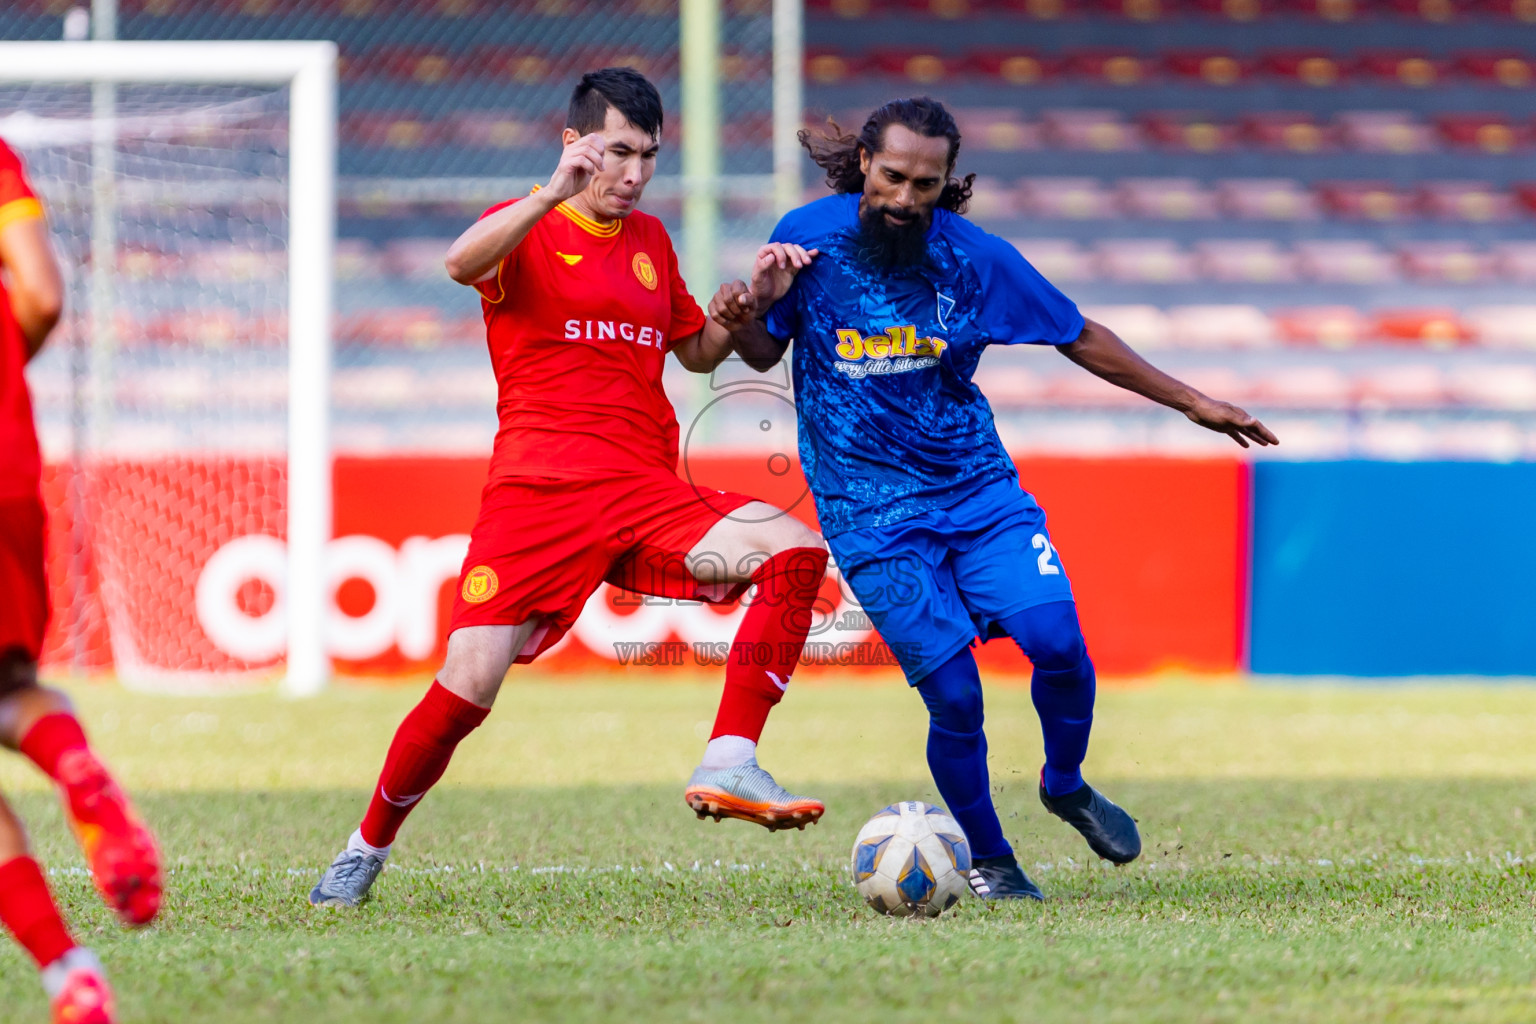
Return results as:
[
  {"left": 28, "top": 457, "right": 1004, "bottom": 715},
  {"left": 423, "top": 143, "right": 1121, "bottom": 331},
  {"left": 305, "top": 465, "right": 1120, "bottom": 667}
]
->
[
  {"left": 709, "top": 279, "right": 759, "bottom": 331},
  {"left": 546, "top": 133, "right": 606, "bottom": 203},
  {"left": 1184, "top": 396, "right": 1279, "bottom": 449},
  {"left": 749, "top": 243, "right": 818, "bottom": 307}
]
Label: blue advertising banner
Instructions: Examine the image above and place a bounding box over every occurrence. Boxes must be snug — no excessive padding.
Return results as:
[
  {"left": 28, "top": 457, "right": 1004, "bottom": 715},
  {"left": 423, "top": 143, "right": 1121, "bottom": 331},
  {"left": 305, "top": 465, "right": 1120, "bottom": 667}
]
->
[{"left": 1251, "top": 462, "right": 1536, "bottom": 677}]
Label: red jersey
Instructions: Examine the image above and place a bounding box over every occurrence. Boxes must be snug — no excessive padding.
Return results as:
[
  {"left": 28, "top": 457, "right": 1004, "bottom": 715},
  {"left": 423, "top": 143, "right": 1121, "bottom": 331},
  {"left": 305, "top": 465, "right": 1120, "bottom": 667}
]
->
[
  {"left": 474, "top": 193, "right": 706, "bottom": 480},
  {"left": 0, "top": 140, "right": 45, "bottom": 502}
]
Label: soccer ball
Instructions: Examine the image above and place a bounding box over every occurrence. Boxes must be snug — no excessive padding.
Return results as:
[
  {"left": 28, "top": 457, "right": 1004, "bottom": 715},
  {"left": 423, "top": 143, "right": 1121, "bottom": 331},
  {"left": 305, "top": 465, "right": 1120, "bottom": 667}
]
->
[{"left": 851, "top": 801, "right": 972, "bottom": 918}]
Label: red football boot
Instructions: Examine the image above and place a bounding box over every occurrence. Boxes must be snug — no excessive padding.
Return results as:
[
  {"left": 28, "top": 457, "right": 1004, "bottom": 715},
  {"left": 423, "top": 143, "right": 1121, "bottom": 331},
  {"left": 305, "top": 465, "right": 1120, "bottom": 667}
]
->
[
  {"left": 56, "top": 749, "right": 162, "bottom": 927},
  {"left": 46, "top": 953, "right": 115, "bottom": 1024}
]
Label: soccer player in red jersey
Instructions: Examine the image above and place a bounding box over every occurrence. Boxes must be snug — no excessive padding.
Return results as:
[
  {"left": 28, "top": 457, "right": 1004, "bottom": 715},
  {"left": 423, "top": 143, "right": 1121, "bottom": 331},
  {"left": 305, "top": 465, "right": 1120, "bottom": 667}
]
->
[
  {"left": 310, "top": 68, "right": 830, "bottom": 907},
  {"left": 0, "top": 137, "right": 163, "bottom": 1024}
]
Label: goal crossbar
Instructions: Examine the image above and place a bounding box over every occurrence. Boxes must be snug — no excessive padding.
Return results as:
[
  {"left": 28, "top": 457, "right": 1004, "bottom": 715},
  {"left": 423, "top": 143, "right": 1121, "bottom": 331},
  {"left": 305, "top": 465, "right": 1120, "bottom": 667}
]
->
[{"left": 0, "top": 41, "right": 338, "bottom": 696}]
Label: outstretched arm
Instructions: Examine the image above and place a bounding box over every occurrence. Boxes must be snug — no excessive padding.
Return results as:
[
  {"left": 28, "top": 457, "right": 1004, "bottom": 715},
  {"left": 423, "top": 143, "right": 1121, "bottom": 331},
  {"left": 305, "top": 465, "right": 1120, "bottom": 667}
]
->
[{"left": 1059, "top": 318, "right": 1278, "bottom": 449}]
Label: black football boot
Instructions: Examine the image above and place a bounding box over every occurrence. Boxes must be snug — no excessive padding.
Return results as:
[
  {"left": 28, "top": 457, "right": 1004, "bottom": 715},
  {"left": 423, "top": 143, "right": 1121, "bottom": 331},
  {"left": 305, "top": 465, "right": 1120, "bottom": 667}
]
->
[
  {"left": 1038, "top": 773, "right": 1142, "bottom": 864},
  {"left": 967, "top": 854, "right": 1045, "bottom": 901}
]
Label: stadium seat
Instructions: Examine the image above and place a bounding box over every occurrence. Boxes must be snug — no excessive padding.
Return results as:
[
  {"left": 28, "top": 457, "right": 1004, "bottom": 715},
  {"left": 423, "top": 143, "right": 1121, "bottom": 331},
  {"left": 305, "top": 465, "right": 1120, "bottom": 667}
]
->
[
  {"left": 1064, "top": 51, "right": 1155, "bottom": 87},
  {"left": 1242, "top": 112, "right": 1332, "bottom": 152},
  {"left": 334, "top": 239, "right": 384, "bottom": 281},
  {"left": 867, "top": 49, "right": 958, "bottom": 84},
  {"left": 971, "top": 368, "right": 1047, "bottom": 405},
  {"left": 382, "top": 239, "right": 452, "bottom": 280},
  {"left": 1436, "top": 113, "right": 1523, "bottom": 154},
  {"left": 1355, "top": 51, "right": 1444, "bottom": 88},
  {"left": 1371, "top": 308, "right": 1471, "bottom": 348},
  {"left": 1191, "top": 0, "right": 1270, "bottom": 17},
  {"left": 966, "top": 176, "right": 1020, "bottom": 219},
  {"left": 954, "top": 108, "right": 1042, "bottom": 151},
  {"left": 1397, "top": 241, "right": 1495, "bottom": 283},
  {"left": 966, "top": 51, "right": 1065, "bottom": 86},
  {"left": 1355, "top": 365, "right": 1447, "bottom": 410},
  {"left": 1252, "top": 367, "right": 1353, "bottom": 409},
  {"left": 1260, "top": 52, "right": 1345, "bottom": 88},
  {"left": 334, "top": 366, "right": 423, "bottom": 411},
  {"left": 1193, "top": 239, "right": 1297, "bottom": 282},
  {"left": 1139, "top": 111, "right": 1237, "bottom": 152},
  {"left": 1466, "top": 306, "right": 1536, "bottom": 349},
  {"left": 1416, "top": 180, "right": 1512, "bottom": 222},
  {"left": 1043, "top": 372, "right": 1148, "bottom": 406},
  {"left": 1284, "top": 0, "right": 1364, "bottom": 21},
  {"left": 1273, "top": 306, "right": 1369, "bottom": 348},
  {"left": 1493, "top": 242, "right": 1536, "bottom": 282},
  {"left": 1166, "top": 305, "right": 1275, "bottom": 348},
  {"left": 1295, "top": 240, "right": 1398, "bottom": 283},
  {"left": 1216, "top": 178, "right": 1320, "bottom": 220},
  {"left": 804, "top": 50, "right": 872, "bottom": 84},
  {"left": 1446, "top": 365, "right": 1536, "bottom": 409},
  {"left": 1455, "top": 51, "right": 1535, "bottom": 88},
  {"left": 1176, "top": 368, "right": 1255, "bottom": 403},
  {"left": 804, "top": 0, "right": 879, "bottom": 16},
  {"left": 1080, "top": 305, "right": 1171, "bottom": 348},
  {"left": 1093, "top": 239, "right": 1196, "bottom": 283},
  {"left": 1115, "top": 178, "right": 1219, "bottom": 219},
  {"left": 341, "top": 308, "right": 449, "bottom": 350},
  {"left": 1162, "top": 51, "right": 1251, "bottom": 86},
  {"left": 1335, "top": 111, "right": 1434, "bottom": 154},
  {"left": 1383, "top": 0, "right": 1462, "bottom": 20},
  {"left": 343, "top": 113, "right": 448, "bottom": 149},
  {"left": 1316, "top": 181, "right": 1413, "bottom": 221},
  {"left": 1097, "top": 0, "right": 1178, "bottom": 19},
  {"left": 1016, "top": 177, "right": 1118, "bottom": 218},
  {"left": 1039, "top": 109, "right": 1142, "bottom": 151},
  {"left": 448, "top": 114, "right": 540, "bottom": 150},
  {"left": 1010, "top": 239, "right": 1092, "bottom": 281}
]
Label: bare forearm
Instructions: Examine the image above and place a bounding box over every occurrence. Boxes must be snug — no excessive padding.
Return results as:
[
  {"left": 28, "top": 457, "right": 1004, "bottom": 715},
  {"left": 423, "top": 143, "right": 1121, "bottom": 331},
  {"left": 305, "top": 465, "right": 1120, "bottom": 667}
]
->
[
  {"left": 731, "top": 317, "right": 790, "bottom": 372},
  {"left": 1058, "top": 319, "right": 1200, "bottom": 412},
  {"left": 13, "top": 294, "right": 60, "bottom": 359},
  {"left": 674, "top": 319, "right": 737, "bottom": 373},
  {"left": 444, "top": 190, "right": 561, "bottom": 284}
]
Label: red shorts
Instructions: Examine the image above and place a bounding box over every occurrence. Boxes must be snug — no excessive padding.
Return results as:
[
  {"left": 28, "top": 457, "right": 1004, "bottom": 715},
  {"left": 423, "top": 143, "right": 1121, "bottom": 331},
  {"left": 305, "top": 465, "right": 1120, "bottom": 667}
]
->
[
  {"left": 0, "top": 497, "right": 49, "bottom": 663},
  {"left": 449, "top": 469, "right": 757, "bottom": 663}
]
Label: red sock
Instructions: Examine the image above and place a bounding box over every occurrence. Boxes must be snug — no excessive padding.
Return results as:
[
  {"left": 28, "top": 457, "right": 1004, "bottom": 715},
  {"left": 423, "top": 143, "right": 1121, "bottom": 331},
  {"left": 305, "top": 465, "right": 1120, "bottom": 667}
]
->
[
  {"left": 17, "top": 713, "right": 89, "bottom": 782},
  {"left": 358, "top": 681, "right": 489, "bottom": 849},
  {"left": 710, "top": 547, "right": 829, "bottom": 741},
  {"left": 0, "top": 856, "right": 75, "bottom": 968}
]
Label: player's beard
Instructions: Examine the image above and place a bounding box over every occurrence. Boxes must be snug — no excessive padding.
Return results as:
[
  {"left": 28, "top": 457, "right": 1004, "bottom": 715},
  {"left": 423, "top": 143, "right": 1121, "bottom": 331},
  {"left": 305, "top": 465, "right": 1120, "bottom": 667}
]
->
[{"left": 856, "top": 203, "right": 931, "bottom": 270}]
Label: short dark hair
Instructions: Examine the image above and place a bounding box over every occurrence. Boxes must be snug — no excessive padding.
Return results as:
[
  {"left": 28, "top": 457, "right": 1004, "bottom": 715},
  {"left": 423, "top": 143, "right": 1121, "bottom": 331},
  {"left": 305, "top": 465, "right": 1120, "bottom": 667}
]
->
[
  {"left": 800, "top": 96, "right": 975, "bottom": 214},
  {"left": 566, "top": 67, "right": 664, "bottom": 139}
]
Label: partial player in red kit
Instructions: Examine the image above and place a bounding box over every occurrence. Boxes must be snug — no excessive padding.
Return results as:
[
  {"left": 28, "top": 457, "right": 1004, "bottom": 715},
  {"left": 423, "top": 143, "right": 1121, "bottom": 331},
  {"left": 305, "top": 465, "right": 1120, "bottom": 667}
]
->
[
  {"left": 310, "top": 68, "right": 829, "bottom": 907},
  {"left": 0, "top": 138, "right": 162, "bottom": 1024}
]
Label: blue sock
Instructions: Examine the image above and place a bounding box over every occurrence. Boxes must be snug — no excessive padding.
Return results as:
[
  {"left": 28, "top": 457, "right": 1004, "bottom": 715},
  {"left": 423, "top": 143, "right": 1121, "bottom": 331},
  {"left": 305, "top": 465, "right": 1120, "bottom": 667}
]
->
[
  {"left": 999, "top": 601, "right": 1096, "bottom": 798},
  {"left": 915, "top": 648, "right": 1011, "bottom": 860}
]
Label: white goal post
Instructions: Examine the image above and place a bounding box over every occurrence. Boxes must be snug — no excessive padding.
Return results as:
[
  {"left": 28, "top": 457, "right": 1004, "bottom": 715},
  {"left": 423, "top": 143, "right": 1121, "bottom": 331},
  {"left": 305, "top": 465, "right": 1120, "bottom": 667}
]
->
[{"left": 0, "top": 41, "right": 337, "bottom": 696}]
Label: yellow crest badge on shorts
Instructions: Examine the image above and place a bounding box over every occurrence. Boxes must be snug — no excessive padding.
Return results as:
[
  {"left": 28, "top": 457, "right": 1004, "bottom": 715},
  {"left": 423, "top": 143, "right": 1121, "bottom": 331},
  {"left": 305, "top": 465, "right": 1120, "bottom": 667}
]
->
[
  {"left": 462, "top": 565, "right": 499, "bottom": 604},
  {"left": 632, "top": 251, "right": 658, "bottom": 291}
]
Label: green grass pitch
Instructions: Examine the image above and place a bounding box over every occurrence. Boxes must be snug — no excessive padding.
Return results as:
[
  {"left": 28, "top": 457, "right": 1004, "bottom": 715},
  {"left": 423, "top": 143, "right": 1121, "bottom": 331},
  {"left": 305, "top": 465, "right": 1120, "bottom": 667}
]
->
[{"left": 3, "top": 673, "right": 1536, "bottom": 1023}]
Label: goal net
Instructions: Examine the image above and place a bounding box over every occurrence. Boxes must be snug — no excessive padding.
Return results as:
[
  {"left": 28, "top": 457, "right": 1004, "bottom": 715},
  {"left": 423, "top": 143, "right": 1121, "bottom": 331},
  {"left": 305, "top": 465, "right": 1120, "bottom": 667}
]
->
[{"left": 0, "top": 43, "right": 335, "bottom": 693}]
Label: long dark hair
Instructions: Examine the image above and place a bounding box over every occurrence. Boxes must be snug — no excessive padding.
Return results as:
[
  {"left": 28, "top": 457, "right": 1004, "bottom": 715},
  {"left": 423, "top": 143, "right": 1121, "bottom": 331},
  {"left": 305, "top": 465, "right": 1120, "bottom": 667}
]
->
[{"left": 800, "top": 97, "right": 975, "bottom": 214}]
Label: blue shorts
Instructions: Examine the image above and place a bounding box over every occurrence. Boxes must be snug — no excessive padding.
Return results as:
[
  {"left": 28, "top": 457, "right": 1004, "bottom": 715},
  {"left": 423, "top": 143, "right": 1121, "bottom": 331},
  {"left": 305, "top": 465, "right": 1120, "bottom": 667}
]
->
[{"left": 828, "top": 476, "right": 1076, "bottom": 684}]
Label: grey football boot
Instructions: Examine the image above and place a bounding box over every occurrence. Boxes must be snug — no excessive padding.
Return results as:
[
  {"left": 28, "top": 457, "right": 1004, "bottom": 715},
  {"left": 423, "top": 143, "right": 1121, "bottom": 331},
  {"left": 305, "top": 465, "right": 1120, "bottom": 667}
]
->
[
  {"left": 309, "top": 846, "right": 386, "bottom": 907},
  {"left": 684, "top": 758, "right": 825, "bottom": 831}
]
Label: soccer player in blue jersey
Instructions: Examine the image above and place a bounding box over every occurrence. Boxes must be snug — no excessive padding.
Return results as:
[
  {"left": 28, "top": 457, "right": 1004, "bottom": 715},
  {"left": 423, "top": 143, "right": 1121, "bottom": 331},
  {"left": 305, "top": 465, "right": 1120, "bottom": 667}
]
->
[{"left": 708, "top": 98, "right": 1277, "bottom": 900}]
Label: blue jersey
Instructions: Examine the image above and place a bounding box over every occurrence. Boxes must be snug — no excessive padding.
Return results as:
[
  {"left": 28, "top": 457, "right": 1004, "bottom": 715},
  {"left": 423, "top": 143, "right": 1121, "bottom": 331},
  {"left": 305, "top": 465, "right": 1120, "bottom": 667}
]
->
[{"left": 764, "top": 193, "right": 1084, "bottom": 537}]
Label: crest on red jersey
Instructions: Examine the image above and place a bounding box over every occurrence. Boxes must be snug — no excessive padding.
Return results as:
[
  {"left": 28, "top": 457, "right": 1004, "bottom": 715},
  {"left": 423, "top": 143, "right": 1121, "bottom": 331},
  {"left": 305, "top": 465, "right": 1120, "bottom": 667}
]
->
[{"left": 632, "top": 252, "right": 658, "bottom": 291}]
